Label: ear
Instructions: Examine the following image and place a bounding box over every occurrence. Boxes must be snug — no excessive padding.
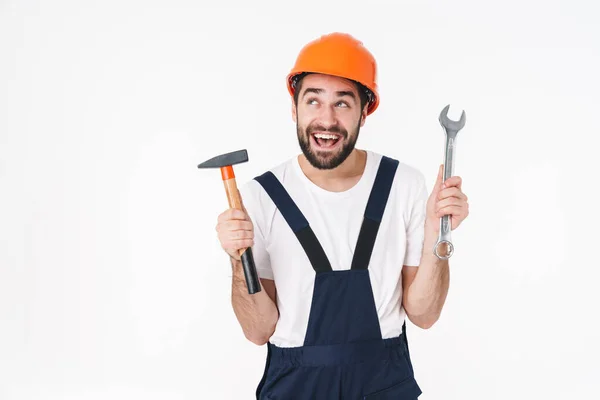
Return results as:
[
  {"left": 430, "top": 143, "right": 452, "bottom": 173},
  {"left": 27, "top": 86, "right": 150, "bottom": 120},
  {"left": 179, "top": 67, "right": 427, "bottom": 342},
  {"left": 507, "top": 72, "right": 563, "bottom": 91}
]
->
[
  {"left": 359, "top": 104, "right": 368, "bottom": 127},
  {"left": 291, "top": 98, "right": 297, "bottom": 123}
]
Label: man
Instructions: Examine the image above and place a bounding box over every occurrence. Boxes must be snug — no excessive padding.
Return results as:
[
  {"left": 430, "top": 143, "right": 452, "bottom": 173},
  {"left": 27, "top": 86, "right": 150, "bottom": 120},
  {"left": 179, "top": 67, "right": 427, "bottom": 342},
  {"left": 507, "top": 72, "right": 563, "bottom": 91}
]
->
[{"left": 215, "top": 32, "right": 469, "bottom": 399}]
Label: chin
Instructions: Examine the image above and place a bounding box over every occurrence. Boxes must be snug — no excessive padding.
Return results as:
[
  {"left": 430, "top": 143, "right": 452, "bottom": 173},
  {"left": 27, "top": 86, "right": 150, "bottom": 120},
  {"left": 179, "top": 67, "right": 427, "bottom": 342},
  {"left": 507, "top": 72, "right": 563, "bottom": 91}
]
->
[
  {"left": 306, "top": 148, "right": 353, "bottom": 170},
  {"left": 297, "top": 129, "right": 358, "bottom": 170}
]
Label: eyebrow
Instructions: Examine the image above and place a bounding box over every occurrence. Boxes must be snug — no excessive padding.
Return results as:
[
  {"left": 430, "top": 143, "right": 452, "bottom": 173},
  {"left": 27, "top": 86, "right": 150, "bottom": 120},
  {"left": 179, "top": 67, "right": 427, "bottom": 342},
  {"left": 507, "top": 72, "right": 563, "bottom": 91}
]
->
[{"left": 302, "top": 88, "right": 357, "bottom": 101}]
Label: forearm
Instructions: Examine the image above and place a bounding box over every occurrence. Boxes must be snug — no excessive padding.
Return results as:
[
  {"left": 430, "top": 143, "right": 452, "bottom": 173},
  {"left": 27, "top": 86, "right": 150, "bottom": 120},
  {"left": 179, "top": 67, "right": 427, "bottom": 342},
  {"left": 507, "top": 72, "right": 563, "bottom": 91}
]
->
[
  {"left": 404, "top": 227, "right": 450, "bottom": 329},
  {"left": 230, "top": 258, "right": 278, "bottom": 345}
]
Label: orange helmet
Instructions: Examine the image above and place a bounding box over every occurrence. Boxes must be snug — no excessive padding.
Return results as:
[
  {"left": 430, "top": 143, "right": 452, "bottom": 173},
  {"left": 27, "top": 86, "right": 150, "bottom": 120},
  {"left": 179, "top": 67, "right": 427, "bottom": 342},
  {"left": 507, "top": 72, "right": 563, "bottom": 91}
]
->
[{"left": 286, "top": 32, "right": 379, "bottom": 115}]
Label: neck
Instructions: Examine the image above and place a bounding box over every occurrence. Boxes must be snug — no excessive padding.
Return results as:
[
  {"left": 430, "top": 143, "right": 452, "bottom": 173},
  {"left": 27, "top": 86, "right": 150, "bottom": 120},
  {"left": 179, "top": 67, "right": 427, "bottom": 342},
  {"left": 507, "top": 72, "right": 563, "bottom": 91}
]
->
[{"left": 298, "top": 149, "right": 367, "bottom": 192}]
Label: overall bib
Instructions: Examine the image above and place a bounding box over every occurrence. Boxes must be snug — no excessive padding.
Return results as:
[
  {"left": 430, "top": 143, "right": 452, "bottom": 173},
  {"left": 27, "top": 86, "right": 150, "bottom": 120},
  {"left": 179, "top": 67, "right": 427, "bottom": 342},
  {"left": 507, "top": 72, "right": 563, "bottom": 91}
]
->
[{"left": 253, "top": 156, "right": 422, "bottom": 400}]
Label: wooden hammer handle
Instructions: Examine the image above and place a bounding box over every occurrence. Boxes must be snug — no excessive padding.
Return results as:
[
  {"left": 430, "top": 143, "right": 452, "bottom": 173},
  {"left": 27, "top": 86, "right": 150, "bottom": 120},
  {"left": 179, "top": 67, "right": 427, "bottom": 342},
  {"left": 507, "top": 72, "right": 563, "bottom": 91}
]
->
[
  {"left": 223, "top": 179, "right": 243, "bottom": 216},
  {"left": 221, "top": 169, "right": 261, "bottom": 294}
]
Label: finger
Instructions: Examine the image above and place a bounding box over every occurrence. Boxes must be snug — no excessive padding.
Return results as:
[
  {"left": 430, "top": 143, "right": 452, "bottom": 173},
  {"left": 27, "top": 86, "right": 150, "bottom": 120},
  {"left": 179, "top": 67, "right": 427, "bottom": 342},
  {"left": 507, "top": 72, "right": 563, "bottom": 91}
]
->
[
  {"left": 216, "top": 219, "right": 253, "bottom": 234},
  {"left": 437, "top": 187, "right": 468, "bottom": 202},
  {"left": 436, "top": 164, "right": 444, "bottom": 187},
  {"left": 221, "top": 219, "right": 254, "bottom": 232},
  {"left": 236, "top": 205, "right": 251, "bottom": 221},
  {"left": 217, "top": 208, "right": 249, "bottom": 223},
  {"left": 237, "top": 189, "right": 248, "bottom": 212},
  {"left": 436, "top": 202, "right": 466, "bottom": 214},
  {"left": 222, "top": 228, "right": 254, "bottom": 240},
  {"left": 223, "top": 238, "right": 254, "bottom": 251},
  {"left": 435, "top": 197, "right": 465, "bottom": 210},
  {"left": 435, "top": 205, "right": 465, "bottom": 218},
  {"left": 443, "top": 175, "right": 462, "bottom": 190},
  {"left": 217, "top": 209, "right": 236, "bottom": 223}
]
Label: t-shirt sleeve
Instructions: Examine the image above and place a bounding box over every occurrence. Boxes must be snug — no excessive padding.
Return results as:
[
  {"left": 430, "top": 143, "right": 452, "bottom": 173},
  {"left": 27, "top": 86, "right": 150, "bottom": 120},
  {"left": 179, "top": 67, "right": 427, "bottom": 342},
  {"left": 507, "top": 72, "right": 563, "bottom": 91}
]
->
[
  {"left": 403, "top": 172, "right": 428, "bottom": 267},
  {"left": 239, "top": 181, "right": 274, "bottom": 280}
]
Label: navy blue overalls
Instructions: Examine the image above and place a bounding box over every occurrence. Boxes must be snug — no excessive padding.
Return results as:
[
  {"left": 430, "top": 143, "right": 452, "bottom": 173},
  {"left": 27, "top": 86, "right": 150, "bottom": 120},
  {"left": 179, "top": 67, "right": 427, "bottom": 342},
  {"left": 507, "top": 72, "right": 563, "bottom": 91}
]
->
[{"left": 253, "top": 156, "right": 422, "bottom": 399}]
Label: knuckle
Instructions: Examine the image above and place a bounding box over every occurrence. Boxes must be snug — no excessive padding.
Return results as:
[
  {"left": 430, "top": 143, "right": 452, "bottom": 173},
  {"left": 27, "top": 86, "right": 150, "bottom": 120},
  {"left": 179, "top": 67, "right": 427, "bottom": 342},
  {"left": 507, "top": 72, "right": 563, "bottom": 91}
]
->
[
  {"left": 229, "top": 221, "right": 241, "bottom": 230},
  {"left": 227, "top": 209, "right": 241, "bottom": 220},
  {"left": 222, "top": 208, "right": 234, "bottom": 218}
]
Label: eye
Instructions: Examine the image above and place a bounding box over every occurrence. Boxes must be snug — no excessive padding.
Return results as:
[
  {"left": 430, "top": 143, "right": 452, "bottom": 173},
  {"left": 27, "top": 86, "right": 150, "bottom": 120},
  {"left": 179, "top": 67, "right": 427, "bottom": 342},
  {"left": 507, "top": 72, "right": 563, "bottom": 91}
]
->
[
  {"left": 306, "top": 98, "right": 319, "bottom": 105},
  {"left": 336, "top": 101, "right": 349, "bottom": 108}
]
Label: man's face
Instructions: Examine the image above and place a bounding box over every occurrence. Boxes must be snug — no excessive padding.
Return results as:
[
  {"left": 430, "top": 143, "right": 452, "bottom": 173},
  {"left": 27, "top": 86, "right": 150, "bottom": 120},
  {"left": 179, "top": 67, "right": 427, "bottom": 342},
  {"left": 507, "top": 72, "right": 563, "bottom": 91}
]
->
[{"left": 292, "top": 74, "right": 367, "bottom": 170}]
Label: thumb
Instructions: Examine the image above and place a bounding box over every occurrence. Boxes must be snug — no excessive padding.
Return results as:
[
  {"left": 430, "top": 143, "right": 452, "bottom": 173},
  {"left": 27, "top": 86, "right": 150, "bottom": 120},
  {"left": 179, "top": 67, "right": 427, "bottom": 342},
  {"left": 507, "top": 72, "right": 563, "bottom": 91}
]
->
[
  {"left": 435, "top": 164, "right": 445, "bottom": 190},
  {"left": 237, "top": 189, "right": 250, "bottom": 218},
  {"left": 237, "top": 189, "right": 245, "bottom": 209}
]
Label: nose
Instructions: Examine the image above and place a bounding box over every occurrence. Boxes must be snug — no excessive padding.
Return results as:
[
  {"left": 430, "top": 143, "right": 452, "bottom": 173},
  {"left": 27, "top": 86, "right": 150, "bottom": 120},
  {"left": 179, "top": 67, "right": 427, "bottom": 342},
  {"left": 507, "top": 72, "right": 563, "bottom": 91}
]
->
[{"left": 317, "top": 104, "right": 337, "bottom": 128}]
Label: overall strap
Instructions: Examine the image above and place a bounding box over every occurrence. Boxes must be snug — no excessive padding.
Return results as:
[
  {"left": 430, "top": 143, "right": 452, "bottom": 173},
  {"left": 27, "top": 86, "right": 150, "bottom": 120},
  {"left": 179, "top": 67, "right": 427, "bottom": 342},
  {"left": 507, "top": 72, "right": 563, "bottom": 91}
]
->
[
  {"left": 351, "top": 156, "right": 399, "bottom": 270},
  {"left": 254, "top": 171, "right": 333, "bottom": 273}
]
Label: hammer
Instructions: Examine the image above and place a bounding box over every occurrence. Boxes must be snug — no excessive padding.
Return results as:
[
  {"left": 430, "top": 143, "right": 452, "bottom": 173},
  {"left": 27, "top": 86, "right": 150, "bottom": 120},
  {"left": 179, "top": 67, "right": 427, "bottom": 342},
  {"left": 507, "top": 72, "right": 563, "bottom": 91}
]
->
[{"left": 197, "top": 149, "right": 261, "bottom": 294}]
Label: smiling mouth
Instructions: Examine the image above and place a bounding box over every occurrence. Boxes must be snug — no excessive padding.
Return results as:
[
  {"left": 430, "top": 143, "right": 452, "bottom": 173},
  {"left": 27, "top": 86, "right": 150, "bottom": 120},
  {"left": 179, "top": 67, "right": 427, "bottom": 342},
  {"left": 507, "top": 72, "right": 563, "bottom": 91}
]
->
[{"left": 311, "top": 132, "right": 342, "bottom": 150}]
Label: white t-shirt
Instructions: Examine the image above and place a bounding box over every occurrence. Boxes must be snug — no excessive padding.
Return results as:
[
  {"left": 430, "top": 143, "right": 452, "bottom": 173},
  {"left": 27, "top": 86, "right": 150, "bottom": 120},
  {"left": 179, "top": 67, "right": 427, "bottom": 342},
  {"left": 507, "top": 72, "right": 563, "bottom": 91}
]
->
[{"left": 238, "top": 150, "right": 428, "bottom": 348}]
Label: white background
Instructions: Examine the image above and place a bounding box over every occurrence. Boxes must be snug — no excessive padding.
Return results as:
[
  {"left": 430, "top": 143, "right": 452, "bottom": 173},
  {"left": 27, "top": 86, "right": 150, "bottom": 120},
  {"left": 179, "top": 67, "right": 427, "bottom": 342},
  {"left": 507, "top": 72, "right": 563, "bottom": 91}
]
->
[{"left": 1, "top": 0, "right": 599, "bottom": 399}]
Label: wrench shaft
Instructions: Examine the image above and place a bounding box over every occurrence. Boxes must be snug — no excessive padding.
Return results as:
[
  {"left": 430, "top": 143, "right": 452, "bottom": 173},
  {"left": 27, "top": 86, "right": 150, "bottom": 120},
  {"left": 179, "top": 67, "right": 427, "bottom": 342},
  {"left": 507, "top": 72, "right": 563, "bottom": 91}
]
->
[
  {"left": 443, "top": 136, "right": 456, "bottom": 182},
  {"left": 435, "top": 135, "right": 456, "bottom": 259},
  {"left": 434, "top": 104, "right": 465, "bottom": 260},
  {"left": 439, "top": 134, "right": 456, "bottom": 243}
]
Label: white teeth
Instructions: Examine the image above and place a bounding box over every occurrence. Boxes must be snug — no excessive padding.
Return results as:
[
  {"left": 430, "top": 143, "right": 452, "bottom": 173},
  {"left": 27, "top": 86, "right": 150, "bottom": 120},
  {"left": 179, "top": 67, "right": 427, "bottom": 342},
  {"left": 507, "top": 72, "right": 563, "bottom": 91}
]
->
[{"left": 314, "top": 133, "right": 338, "bottom": 140}]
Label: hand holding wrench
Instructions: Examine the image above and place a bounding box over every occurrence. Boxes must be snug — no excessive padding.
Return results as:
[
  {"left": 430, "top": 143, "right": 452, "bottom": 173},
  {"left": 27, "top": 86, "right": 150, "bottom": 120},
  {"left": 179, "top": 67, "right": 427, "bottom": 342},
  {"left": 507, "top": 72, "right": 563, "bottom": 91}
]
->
[{"left": 434, "top": 105, "right": 466, "bottom": 260}]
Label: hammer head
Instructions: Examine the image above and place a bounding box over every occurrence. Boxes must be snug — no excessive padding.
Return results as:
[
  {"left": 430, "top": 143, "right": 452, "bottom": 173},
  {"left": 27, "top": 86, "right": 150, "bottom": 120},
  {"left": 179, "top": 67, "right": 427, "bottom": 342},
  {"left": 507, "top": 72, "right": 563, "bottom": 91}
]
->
[{"left": 197, "top": 149, "right": 249, "bottom": 169}]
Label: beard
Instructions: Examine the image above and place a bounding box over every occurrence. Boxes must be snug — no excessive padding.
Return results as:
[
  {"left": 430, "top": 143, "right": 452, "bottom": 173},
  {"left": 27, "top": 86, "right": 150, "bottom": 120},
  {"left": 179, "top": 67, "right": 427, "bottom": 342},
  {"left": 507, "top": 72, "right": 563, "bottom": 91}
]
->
[{"left": 297, "top": 119, "right": 361, "bottom": 170}]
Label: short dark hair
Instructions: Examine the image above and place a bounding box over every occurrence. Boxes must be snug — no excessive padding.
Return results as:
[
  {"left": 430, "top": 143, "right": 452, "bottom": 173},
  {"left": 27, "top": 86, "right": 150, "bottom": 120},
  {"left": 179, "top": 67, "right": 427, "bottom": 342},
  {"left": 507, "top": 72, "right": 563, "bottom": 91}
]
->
[{"left": 291, "top": 72, "right": 373, "bottom": 112}]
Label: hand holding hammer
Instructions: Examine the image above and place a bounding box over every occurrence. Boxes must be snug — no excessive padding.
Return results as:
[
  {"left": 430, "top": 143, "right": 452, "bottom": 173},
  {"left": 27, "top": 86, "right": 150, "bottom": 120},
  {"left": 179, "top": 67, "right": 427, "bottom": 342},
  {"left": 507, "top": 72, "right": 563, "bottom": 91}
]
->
[{"left": 198, "top": 149, "right": 261, "bottom": 294}]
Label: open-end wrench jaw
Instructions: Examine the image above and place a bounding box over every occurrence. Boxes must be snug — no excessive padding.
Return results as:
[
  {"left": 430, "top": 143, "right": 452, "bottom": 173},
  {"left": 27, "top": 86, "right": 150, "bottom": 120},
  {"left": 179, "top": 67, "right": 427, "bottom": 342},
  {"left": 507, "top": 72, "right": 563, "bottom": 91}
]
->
[{"left": 438, "top": 104, "right": 466, "bottom": 136}]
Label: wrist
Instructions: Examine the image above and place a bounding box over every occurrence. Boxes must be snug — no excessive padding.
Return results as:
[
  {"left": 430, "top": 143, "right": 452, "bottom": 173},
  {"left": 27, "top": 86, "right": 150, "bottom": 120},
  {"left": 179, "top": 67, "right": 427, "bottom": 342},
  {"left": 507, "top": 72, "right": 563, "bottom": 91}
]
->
[
  {"left": 424, "top": 215, "right": 440, "bottom": 229},
  {"left": 423, "top": 223, "right": 438, "bottom": 244},
  {"left": 230, "top": 256, "right": 243, "bottom": 271},
  {"left": 422, "top": 225, "right": 445, "bottom": 262}
]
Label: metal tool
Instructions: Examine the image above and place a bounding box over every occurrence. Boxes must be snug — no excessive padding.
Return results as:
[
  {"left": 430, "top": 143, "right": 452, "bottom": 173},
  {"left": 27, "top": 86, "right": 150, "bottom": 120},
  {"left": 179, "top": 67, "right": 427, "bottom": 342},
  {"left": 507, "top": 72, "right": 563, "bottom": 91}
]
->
[
  {"left": 198, "top": 149, "right": 261, "bottom": 294},
  {"left": 434, "top": 105, "right": 466, "bottom": 260}
]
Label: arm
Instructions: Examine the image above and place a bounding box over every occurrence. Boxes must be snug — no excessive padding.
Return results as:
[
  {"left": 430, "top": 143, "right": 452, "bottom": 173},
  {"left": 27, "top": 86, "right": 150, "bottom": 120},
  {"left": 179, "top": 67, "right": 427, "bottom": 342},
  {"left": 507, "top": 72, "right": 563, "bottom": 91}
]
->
[
  {"left": 401, "top": 164, "right": 468, "bottom": 329},
  {"left": 216, "top": 195, "right": 279, "bottom": 346},
  {"left": 231, "top": 261, "right": 279, "bottom": 345},
  {"left": 401, "top": 227, "right": 450, "bottom": 329}
]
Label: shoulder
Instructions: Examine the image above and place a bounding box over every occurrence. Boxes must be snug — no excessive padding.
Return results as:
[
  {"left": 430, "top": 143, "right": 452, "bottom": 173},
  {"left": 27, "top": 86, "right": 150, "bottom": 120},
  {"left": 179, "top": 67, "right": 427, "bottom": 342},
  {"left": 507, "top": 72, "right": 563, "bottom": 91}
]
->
[
  {"left": 238, "top": 157, "right": 294, "bottom": 198},
  {"left": 237, "top": 156, "right": 296, "bottom": 219},
  {"left": 368, "top": 150, "right": 426, "bottom": 192}
]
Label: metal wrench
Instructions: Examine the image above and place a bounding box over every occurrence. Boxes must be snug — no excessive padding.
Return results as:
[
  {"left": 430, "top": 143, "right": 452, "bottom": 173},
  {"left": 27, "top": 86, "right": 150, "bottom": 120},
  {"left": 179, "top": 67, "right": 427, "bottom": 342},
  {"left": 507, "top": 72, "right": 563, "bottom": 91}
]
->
[{"left": 434, "top": 104, "right": 466, "bottom": 260}]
